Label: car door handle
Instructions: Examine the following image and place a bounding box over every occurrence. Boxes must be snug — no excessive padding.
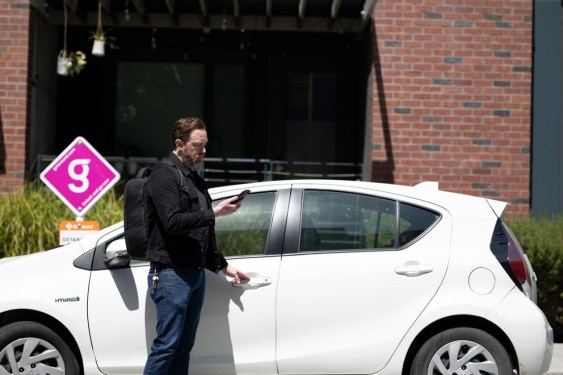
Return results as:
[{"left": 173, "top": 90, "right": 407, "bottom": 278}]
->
[
  {"left": 394, "top": 263, "right": 433, "bottom": 277},
  {"left": 232, "top": 272, "right": 272, "bottom": 289}
]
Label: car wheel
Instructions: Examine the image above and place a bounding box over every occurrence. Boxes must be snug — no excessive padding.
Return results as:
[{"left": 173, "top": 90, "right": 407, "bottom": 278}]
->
[
  {"left": 0, "top": 321, "right": 80, "bottom": 375},
  {"left": 410, "top": 327, "right": 513, "bottom": 375}
]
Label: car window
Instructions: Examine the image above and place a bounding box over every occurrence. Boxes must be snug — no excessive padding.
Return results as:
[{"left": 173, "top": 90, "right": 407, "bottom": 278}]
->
[
  {"left": 398, "top": 202, "right": 440, "bottom": 247},
  {"left": 213, "top": 191, "right": 277, "bottom": 256},
  {"left": 299, "top": 190, "right": 439, "bottom": 251},
  {"left": 300, "top": 190, "right": 396, "bottom": 251}
]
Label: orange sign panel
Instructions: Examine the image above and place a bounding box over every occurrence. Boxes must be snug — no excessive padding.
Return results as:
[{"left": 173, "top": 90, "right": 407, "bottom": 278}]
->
[{"left": 59, "top": 220, "right": 100, "bottom": 245}]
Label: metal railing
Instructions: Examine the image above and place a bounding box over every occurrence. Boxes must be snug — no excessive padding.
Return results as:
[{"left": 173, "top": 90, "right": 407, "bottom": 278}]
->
[
  {"left": 200, "top": 158, "right": 363, "bottom": 186},
  {"left": 36, "top": 155, "right": 363, "bottom": 187}
]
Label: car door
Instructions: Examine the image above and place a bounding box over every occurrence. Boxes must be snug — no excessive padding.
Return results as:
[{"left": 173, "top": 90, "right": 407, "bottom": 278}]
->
[
  {"left": 276, "top": 185, "right": 451, "bottom": 374},
  {"left": 87, "top": 185, "right": 289, "bottom": 374}
]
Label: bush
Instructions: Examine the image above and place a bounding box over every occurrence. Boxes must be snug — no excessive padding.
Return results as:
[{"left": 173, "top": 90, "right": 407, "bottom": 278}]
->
[
  {"left": 0, "top": 182, "right": 123, "bottom": 258},
  {"left": 510, "top": 215, "right": 563, "bottom": 342}
]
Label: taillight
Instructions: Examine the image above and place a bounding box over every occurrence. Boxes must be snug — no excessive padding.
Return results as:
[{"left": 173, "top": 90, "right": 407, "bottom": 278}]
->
[
  {"left": 506, "top": 232, "right": 527, "bottom": 284},
  {"left": 490, "top": 219, "right": 535, "bottom": 300}
]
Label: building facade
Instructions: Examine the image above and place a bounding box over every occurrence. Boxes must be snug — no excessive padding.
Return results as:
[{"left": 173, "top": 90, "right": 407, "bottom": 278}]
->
[{"left": 0, "top": 0, "right": 561, "bottom": 219}]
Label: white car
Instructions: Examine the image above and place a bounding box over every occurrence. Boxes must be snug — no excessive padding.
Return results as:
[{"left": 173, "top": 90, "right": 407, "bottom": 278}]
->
[{"left": 0, "top": 180, "right": 554, "bottom": 375}]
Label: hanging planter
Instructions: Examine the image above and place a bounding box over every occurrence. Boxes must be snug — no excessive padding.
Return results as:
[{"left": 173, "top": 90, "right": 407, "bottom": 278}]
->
[
  {"left": 57, "top": 50, "right": 87, "bottom": 76},
  {"left": 57, "top": 51, "right": 71, "bottom": 76},
  {"left": 92, "top": 39, "right": 106, "bottom": 57},
  {"left": 57, "top": 0, "right": 86, "bottom": 76},
  {"left": 90, "top": 1, "right": 114, "bottom": 57}
]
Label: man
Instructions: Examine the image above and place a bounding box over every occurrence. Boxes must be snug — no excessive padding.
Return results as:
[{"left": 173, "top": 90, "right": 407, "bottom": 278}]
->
[{"left": 144, "top": 117, "right": 249, "bottom": 374}]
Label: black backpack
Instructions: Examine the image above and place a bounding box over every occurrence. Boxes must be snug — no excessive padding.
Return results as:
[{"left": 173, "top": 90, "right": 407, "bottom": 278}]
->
[{"left": 123, "top": 161, "right": 182, "bottom": 259}]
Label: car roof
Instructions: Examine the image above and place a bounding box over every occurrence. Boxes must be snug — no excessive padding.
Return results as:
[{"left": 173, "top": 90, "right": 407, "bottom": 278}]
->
[{"left": 208, "top": 179, "right": 508, "bottom": 217}]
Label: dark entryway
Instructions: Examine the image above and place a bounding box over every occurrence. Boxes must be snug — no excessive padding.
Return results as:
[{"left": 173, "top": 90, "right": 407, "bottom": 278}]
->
[{"left": 54, "top": 28, "right": 371, "bottom": 178}]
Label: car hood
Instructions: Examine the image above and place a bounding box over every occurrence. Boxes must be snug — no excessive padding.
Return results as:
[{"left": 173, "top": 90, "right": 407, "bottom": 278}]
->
[
  {"left": 0, "top": 221, "right": 123, "bottom": 266},
  {"left": 0, "top": 241, "right": 83, "bottom": 270},
  {"left": 0, "top": 253, "right": 35, "bottom": 266},
  {"left": 0, "top": 221, "right": 123, "bottom": 269}
]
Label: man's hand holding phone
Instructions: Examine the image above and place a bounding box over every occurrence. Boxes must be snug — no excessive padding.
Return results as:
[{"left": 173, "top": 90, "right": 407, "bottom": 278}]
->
[
  {"left": 233, "top": 189, "right": 250, "bottom": 203},
  {"left": 214, "top": 190, "right": 250, "bottom": 217}
]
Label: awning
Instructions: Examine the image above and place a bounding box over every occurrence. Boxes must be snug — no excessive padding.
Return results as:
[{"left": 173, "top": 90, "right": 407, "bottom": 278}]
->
[{"left": 31, "top": 0, "right": 377, "bottom": 33}]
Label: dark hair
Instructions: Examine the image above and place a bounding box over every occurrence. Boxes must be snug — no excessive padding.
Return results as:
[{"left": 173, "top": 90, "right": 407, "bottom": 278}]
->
[{"left": 171, "top": 117, "right": 207, "bottom": 148}]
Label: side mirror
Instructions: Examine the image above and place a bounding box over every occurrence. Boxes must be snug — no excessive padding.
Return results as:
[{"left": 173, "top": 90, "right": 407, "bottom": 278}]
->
[{"left": 105, "top": 238, "right": 130, "bottom": 268}]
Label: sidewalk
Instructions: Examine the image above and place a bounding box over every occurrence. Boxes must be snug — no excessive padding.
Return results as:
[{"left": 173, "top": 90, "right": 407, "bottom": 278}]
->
[{"left": 547, "top": 343, "right": 563, "bottom": 375}]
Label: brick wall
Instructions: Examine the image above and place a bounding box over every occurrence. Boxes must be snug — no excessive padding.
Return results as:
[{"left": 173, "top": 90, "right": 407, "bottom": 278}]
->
[
  {"left": 0, "top": 0, "right": 30, "bottom": 193},
  {"left": 0, "top": 0, "right": 534, "bottom": 219},
  {"left": 370, "top": 0, "right": 533, "bottom": 219}
]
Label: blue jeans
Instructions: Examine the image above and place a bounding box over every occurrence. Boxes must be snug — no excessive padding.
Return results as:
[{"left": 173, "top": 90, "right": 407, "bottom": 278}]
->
[{"left": 144, "top": 266, "right": 206, "bottom": 375}]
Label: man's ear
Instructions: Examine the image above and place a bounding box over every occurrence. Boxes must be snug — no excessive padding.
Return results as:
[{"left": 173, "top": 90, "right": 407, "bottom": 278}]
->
[{"left": 174, "top": 139, "right": 184, "bottom": 150}]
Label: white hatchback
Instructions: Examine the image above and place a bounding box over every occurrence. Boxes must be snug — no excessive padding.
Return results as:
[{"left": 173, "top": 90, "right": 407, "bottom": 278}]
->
[{"left": 0, "top": 180, "right": 554, "bottom": 375}]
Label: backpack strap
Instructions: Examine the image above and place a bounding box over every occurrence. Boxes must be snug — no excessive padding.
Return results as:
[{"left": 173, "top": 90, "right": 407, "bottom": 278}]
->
[
  {"left": 156, "top": 159, "right": 184, "bottom": 189},
  {"left": 136, "top": 167, "right": 151, "bottom": 179}
]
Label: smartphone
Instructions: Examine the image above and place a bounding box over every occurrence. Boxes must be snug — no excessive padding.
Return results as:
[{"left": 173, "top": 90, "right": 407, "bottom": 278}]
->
[{"left": 233, "top": 189, "right": 250, "bottom": 203}]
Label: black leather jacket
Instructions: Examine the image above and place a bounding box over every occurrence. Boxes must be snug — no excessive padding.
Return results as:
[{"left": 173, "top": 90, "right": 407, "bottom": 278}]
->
[{"left": 145, "top": 153, "right": 227, "bottom": 273}]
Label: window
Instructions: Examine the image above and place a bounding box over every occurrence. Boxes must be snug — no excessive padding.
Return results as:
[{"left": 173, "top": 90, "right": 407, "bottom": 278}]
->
[
  {"left": 300, "top": 190, "right": 396, "bottom": 251},
  {"left": 398, "top": 202, "right": 440, "bottom": 247},
  {"left": 114, "top": 62, "right": 246, "bottom": 161},
  {"left": 115, "top": 62, "right": 205, "bottom": 158},
  {"left": 299, "top": 190, "right": 439, "bottom": 252},
  {"left": 213, "top": 192, "right": 277, "bottom": 256}
]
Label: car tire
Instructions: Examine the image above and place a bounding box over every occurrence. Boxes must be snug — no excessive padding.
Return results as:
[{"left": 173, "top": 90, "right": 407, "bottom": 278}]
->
[
  {"left": 410, "top": 327, "right": 513, "bottom": 375},
  {"left": 0, "top": 321, "right": 80, "bottom": 375}
]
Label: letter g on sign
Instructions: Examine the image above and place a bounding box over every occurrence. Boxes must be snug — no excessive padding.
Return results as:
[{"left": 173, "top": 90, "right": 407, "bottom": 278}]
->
[{"left": 68, "top": 159, "right": 91, "bottom": 193}]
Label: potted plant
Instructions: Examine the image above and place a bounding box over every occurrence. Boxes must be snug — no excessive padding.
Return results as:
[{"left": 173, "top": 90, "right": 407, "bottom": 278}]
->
[
  {"left": 57, "top": 50, "right": 87, "bottom": 76},
  {"left": 90, "top": 30, "right": 108, "bottom": 57},
  {"left": 57, "top": 1, "right": 86, "bottom": 76},
  {"left": 67, "top": 51, "right": 87, "bottom": 76},
  {"left": 58, "top": 49, "right": 87, "bottom": 76},
  {"left": 90, "top": 1, "right": 114, "bottom": 57}
]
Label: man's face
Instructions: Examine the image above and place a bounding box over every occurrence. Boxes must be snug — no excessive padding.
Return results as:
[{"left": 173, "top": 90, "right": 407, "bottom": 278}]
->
[{"left": 179, "top": 129, "right": 208, "bottom": 170}]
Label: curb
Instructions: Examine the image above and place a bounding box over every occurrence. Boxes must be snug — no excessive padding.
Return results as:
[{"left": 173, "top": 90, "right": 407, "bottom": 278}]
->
[{"left": 547, "top": 343, "right": 563, "bottom": 375}]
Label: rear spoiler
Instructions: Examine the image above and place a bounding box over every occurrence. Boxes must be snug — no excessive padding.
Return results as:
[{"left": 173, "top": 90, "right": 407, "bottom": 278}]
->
[
  {"left": 414, "top": 181, "right": 508, "bottom": 217},
  {"left": 487, "top": 199, "right": 508, "bottom": 217},
  {"left": 414, "top": 181, "right": 439, "bottom": 190}
]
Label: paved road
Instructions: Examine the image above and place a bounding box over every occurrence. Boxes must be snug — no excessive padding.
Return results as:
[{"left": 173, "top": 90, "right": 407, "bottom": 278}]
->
[{"left": 548, "top": 343, "right": 563, "bottom": 375}]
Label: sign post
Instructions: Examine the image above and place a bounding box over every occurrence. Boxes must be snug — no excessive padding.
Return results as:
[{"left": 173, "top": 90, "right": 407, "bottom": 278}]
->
[{"left": 40, "top": 137, "right": 120, "bottom": 243}]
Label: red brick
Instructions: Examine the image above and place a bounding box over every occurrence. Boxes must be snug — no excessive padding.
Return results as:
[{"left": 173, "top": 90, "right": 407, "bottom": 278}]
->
[{"left": 370, "top": 0, "right": 532, "bottom": 216}]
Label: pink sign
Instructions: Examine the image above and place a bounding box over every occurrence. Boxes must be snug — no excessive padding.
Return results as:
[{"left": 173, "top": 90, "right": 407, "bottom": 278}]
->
[{"left": 40, "top": 137, "right": 120, "bottom": 217}]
